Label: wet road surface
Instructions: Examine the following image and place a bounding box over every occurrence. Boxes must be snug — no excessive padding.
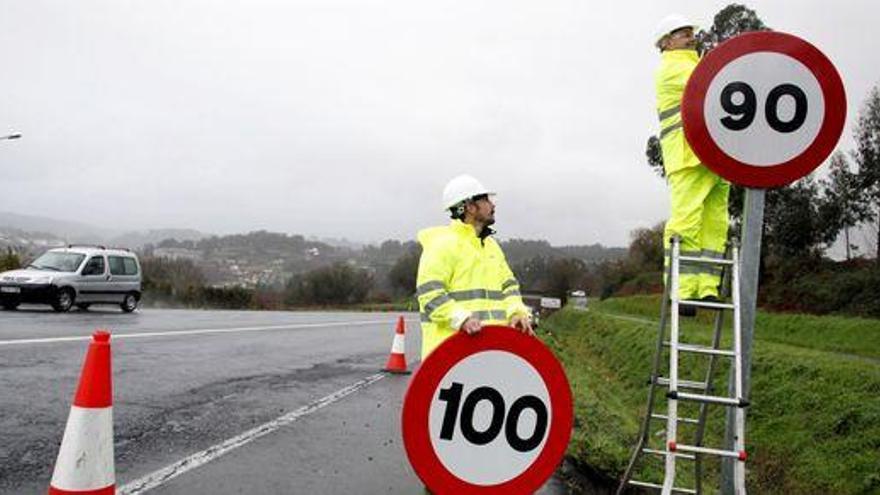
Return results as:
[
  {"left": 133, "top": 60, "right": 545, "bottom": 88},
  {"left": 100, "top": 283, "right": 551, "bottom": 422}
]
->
[{"left": 0, "top": 307, "right": 569, "bottom": 494}]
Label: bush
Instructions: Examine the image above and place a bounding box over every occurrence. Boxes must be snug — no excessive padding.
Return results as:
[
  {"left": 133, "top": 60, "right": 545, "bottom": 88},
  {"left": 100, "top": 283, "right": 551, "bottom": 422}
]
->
[
  {"left": 199, "top": 286, "right": 254, "bottom": 309},
  {"left": 0, "top": 249, "right": 22, "bottom": 271},
  {"left": 285, "top": 262, "right": 374, "bottom": 305},
  {"left": 761, "top": 257, "right": 880, "bottom": 317}
]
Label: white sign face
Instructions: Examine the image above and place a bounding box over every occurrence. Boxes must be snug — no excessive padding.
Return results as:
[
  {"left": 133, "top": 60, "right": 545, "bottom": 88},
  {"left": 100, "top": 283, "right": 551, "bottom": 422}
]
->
[
  {"left": 683, "top": 31, "right": 846, "bottom": 188},
  {"left": 428, "top": 350, "right": 551, "bottom": 486},
  {"left": 704, "top": 52, "right": 825, "bottom": 167}
]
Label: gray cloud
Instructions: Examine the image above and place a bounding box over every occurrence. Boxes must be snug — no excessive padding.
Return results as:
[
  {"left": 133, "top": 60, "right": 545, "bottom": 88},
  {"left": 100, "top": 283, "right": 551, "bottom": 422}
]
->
[{"left": 1, "top": 0, "right": 877, "bottom": 246}]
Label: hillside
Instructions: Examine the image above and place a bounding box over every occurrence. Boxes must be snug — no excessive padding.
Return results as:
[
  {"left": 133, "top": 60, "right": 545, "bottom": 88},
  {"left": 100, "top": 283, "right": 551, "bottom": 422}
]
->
[
  {"left": 502, "top": 239, "right": 627, "bottom": 266},
  {"left": 0, "top": 212, "right": 209, "bottom": 250},
  {"left": 1, "top": 222, "right": 626, "bottom": 291}
]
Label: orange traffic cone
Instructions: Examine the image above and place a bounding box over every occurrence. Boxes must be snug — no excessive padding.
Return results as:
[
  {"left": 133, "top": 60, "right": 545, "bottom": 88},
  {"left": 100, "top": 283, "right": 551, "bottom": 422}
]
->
[
  {"left": 48, "top": 330, "right": 114, "bottom": 495},
  {"left": 383, "top": 316, "right": 410, "bottom": 374}
]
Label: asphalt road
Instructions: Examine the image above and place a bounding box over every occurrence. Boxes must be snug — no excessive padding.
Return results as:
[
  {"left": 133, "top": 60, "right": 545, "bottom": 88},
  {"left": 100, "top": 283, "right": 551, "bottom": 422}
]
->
[{"left": 0, "top": 306, "right": 569, "bottom": 494}]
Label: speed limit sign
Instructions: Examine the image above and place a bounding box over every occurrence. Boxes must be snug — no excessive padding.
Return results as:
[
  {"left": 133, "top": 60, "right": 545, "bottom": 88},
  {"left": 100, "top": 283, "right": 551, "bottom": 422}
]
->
[
  {"left": 402, "top": 326, "right": 573, "bottom": 494},
  {"left": 683, "top": 31, "right": 846, "bottom": 188}
]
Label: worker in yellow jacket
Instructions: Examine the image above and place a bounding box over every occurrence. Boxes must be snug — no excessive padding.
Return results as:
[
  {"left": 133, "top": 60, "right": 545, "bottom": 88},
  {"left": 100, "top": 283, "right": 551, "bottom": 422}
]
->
[
  {"left": 654, "top": 14, "right": 730, "bottom": 314},
  {"left": 416, "top": 175, "right": 534, "bottom": 359}
]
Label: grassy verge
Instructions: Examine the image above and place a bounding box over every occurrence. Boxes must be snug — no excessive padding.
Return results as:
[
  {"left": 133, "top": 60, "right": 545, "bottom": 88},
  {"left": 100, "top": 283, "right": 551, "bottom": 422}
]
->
[
  {"left": 542, "top": 304, "right": 880, "bottom": 494},
  {"left": 593, "top": 295, "right": 880, "bottom": 360}
]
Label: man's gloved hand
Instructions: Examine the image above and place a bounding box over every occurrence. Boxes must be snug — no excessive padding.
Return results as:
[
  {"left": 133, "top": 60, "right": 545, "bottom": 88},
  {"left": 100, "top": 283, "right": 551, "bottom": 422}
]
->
[
  {"left": 509, "top": 313, "right": 535, "bottom": 336},
  {"left": 460, "top": 317, "right": 483, "bottom": 335}
]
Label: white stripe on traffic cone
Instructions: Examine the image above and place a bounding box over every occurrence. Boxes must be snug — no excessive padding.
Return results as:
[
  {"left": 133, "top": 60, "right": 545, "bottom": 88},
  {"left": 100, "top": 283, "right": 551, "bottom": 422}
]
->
[{"left": 383, "top": 316, "right": 410, "bottom": 374}]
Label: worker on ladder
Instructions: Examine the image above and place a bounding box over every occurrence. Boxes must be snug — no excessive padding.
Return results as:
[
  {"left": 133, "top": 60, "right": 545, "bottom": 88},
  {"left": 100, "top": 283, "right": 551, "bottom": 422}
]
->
[{"left": 654, "top": 14, "right": 730, "bottom": 316}]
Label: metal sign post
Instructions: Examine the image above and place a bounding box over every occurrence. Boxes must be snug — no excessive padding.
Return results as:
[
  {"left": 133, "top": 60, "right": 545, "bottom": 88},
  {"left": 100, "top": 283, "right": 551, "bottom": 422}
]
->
[{"left": 721, "top": 187, "right": 764, "bottom": 494}]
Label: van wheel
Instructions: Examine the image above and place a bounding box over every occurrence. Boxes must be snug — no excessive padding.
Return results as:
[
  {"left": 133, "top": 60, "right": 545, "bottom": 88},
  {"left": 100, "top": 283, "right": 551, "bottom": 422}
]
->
[
  {"left": 76, "top": 303, "right": 91, "bottom": 311},
  {"left": 121, "top": 293, "right": 139, "bottom": 313},
  {"left": 53, "top": 288, "right": 74, "bottom": 312}
]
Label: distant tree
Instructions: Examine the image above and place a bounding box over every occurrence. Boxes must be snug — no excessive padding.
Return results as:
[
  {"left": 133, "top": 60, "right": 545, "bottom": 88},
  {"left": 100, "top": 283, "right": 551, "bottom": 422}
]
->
[
  {"left": 852, "top": 84, "right": 880, "bottom": 262},
  {"left": 544, "top": 258, "right": 590, "bottom": 303},
  {"left": 286, "top": 262, "right": 373, "bottom": 305},
  {"left": 697, "top": 4, "right": 769, "bottom": 54},
  {"left": 511, "top": 256, "right": 550, "bottom": 294},
  {"left": 556, "top": 243, "right": 628, "bottom": 264},
  {"left": 820, "top": 152, "right": 870, "bottom": 259},
  {"left": 0, "top": 249, "right": 21, "bottom": 271},
  {"left": 388, "top": 244, "right": 421, "bottom": 296},
  {"left": 763, "top": 178, "right": 835, "bottom": 258},
  {"left": 157, "top": 238, "right": 197, "bottom": 249},
  {"left": 588, "top": 224, "right": 665, "bottom": 299},
  {"left": 253, "top": 287, "right": 284, "bottom": 310},
  {"left": 627, "top": 223, "right": 665, "bottom": 270},
  {"left": 362, "top": 239, "right": 405, "bottom": 264},
  {"left": 500, "top": 239, "right": 556, "bottom": 266},
  {"left": 379, "top": 239, "right": 404, "bottom": 258},
  {"left": 140, "top": 257, "right": 206, "bottom": 302},
  {"left": 200, "top": 286, "right": 254, "bottom": 309}
]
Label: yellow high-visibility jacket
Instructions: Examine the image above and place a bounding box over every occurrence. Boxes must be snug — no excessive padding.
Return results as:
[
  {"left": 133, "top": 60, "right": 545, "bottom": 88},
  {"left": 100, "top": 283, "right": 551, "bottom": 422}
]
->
[
  {"left": 655, "top": 49, "right": 701, "bottom": 176},
  {"left": 416, "top": 220, "right": 530, "bottom": 359}
]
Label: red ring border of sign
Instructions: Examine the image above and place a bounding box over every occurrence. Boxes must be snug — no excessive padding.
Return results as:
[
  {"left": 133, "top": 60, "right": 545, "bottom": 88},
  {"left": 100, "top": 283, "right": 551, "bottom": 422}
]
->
[
  {"left": 682, "top": 31, "right": 846, "bottom": 188},
  {"left": 401, "top": 326, "right": 573, "bottom": 494}
]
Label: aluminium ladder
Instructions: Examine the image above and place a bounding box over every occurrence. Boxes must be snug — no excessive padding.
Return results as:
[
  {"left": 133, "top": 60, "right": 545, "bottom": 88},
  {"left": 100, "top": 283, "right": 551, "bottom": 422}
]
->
[{"left": 616, "top": 236, "right": 748, "bottom": 495}]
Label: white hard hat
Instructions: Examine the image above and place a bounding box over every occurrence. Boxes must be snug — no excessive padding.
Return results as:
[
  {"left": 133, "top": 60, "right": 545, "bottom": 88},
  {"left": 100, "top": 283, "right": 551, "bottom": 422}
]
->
[
  {"left": 654, "top": 14, "right": 697, "bottom": 47},
  {"left": 442, "top": 174, "right": 494, "bottom": 211}
]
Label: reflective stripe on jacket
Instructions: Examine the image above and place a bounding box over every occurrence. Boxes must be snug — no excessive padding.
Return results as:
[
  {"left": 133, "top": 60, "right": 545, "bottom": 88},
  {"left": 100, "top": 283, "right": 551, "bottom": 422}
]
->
[
  {"left": 655, "top": 49, "right": 702, "bottom": 175},
  {"left": 416, "top": 220, "right": 530, "bottom": 359}
]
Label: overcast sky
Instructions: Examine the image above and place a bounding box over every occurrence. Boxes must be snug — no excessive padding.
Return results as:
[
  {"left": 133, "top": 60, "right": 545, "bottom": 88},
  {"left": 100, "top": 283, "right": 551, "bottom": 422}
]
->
[{"left": 1, "top": 1, "right": 877, "bottom": 247}]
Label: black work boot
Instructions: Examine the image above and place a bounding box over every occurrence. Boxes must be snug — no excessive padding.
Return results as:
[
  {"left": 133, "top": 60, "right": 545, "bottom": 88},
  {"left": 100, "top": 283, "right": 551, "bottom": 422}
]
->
[{"left": 678, "top": 304, "right": 697, "bottom": 317}]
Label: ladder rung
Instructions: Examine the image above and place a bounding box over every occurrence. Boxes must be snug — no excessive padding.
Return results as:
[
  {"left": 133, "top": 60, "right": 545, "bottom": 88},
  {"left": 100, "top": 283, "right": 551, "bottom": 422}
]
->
[
  {"left": 629, "top": 479, "right": 697, "bottom": 494},
  {"left": 668, "top": 391, "right": 749, "bottom": 407},
  {"left": 677, "top": 299, "right": 735, "bottom": 310},
  {"left": 642, "top": 448, "right": 696, "bottom": 460},
  {"left": 679, "top": 255, "right": 735, "bottom": 266},
  {"left": 651, "top": 413, "right": 700, "bottom": 424},
  {"left": 667, "top": 343, "right": 736, "bottom": 357},
  {"left": 672, "top": 443, "right": 747, "bottom": 460},
  {"left": 656, "top": 377, "right": 707, "bottom": 390}
]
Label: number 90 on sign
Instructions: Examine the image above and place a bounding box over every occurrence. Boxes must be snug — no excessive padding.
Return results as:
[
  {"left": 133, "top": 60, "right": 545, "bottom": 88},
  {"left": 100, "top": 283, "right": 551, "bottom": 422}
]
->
[{"left": 704, "top": 51, "right": 825, "bottom": 167}]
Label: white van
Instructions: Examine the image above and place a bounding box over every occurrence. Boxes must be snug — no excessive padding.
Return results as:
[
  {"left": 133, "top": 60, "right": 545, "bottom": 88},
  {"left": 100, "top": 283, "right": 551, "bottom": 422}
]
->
[{"left": 0, "top": 245, "right": 142, "bottom": 312}]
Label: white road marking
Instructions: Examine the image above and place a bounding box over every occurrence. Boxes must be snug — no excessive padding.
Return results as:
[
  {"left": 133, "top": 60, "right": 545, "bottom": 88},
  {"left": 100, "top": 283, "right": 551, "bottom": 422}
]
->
[
  {"left": 0, "top": 319, "right": 413, "bottom": 346},
  {"left": 117, "top": 372, "right": 387, "bottom": 495}
]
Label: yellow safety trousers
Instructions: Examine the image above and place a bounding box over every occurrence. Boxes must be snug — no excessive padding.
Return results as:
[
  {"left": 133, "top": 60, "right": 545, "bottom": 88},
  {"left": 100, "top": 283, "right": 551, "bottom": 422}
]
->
[
  {"left": 415, "top": 220, "right": 530, "bottom": 359},
  {"left": 663, "top": 165, "right": 730, "bottom": 300}
]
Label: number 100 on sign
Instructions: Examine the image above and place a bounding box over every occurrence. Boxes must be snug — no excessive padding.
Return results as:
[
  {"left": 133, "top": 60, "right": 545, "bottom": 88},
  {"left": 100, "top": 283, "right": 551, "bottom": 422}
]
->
[{"left": 430, "top": 351, "right": 551, "bottom": 486}]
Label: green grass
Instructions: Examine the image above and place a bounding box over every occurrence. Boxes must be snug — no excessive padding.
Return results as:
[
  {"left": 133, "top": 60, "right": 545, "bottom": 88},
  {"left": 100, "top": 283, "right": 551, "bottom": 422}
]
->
[
  {"left": 542, "top": 302, "right": 880, "bottom": 494},
  {"left": 593, "top": 295, "right": 880, "bottom": 360}
]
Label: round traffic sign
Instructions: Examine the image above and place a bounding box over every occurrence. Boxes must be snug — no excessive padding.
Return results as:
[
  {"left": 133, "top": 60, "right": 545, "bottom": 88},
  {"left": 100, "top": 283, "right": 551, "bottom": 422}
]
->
[
  {"left": 682, "top": 31, "right": 846, "bottom": 188},
  {"left": 401, "top": 326, "right": 573, "bottom": 494}
]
